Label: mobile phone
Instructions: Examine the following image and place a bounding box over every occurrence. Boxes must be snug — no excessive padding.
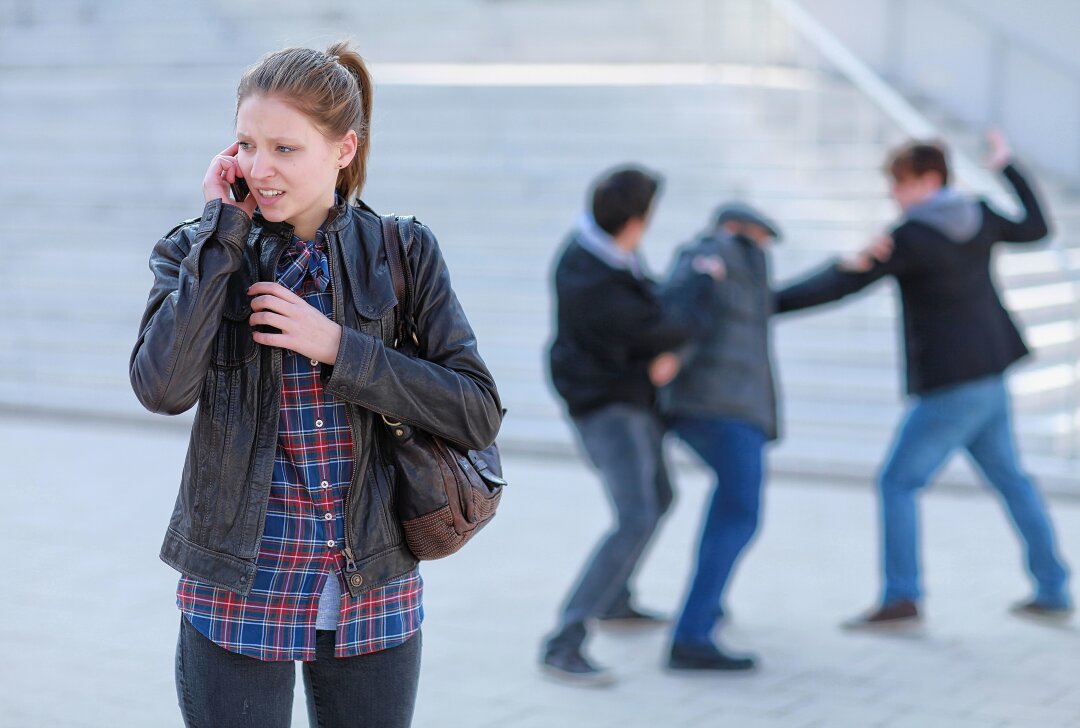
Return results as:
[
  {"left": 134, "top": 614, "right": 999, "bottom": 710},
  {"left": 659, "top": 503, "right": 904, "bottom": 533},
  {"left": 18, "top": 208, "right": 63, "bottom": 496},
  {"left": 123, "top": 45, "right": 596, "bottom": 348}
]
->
[{"left": 229, "top": 177, "right": 250, "bottom": 203}]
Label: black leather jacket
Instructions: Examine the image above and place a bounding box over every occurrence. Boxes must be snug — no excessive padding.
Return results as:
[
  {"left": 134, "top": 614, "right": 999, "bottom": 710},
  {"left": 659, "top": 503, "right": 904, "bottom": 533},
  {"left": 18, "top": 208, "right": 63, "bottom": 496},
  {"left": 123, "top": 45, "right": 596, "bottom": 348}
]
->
[{"left": 130, "top": 198, "right": 502, "bottom": 597}]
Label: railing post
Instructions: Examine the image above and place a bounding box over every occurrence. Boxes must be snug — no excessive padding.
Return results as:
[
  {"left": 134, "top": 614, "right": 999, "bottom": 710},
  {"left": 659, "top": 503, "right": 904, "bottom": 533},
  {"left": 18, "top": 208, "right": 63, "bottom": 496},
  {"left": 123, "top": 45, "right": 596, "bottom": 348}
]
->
[
  {"left": 884, "top": 0, "right": 906, "bottom": 85},
  {"left": 987, "top": 32, "right": 1008, "bottom": 129}
]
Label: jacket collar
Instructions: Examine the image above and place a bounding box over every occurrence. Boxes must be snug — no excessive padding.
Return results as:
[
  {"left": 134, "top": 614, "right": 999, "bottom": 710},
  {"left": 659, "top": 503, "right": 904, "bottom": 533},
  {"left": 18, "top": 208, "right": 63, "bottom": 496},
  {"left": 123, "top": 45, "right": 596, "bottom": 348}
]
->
[
  {"left": 331, "top": 203, "right": 399, "bottom": 320},
  {"left": 251, "top": 197, "right": 354, "bottom": 237},
  {"left": 250, "top": 201, "right": 397, "bottom": 320}
]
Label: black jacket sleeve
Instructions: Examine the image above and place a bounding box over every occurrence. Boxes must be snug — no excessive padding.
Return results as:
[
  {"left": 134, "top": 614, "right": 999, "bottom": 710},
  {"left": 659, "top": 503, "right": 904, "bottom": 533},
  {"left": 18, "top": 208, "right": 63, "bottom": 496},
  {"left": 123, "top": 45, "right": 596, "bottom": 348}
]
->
[
  {"left": 775, "top": 246, "right": 910, "bottom": 314},
  {"left": 129, "top": 200, "right": 251, "bottom": 415},
  {"left": 324, "top": 224, "right": 502, "bottom": 451},
  {"left": 986, "top": 163, "right": 1051, "bottom": 244}
]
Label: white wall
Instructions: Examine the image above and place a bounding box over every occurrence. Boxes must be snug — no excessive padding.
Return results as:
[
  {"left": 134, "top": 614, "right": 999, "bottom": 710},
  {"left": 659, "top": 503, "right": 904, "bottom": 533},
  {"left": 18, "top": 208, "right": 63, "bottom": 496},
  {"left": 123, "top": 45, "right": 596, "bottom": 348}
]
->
[{"left": 798, "top": 0, "right": 1080, "bottom": 185}]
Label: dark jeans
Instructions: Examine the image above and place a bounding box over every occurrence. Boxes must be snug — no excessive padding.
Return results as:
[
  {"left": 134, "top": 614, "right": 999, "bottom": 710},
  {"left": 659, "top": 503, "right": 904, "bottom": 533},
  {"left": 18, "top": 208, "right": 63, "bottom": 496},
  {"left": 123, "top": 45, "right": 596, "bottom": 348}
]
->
[
  {"left": 669, "top": 415, "right": 766, "bottom": 644},
  {"left": 546, "top": 403, "right": 674, "bottom": 653},
  {"left": 175, "top": 616, "right": 422, "bottom": 728}
]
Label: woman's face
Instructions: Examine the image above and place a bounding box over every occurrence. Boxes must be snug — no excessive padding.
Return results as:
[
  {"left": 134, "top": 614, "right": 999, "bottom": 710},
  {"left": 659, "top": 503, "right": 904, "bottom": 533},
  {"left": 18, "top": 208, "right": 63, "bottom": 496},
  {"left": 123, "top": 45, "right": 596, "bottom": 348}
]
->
[{"left": 235, "top": 94, "right": 355, "bottom": 238}]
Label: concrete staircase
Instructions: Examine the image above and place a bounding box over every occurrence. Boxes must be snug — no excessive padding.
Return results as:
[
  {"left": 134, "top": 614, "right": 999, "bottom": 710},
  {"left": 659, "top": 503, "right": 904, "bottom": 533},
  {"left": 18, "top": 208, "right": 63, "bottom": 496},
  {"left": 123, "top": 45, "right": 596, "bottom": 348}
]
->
[{"left": 1, "top": 0, "right": 1076, "bottom": 491}]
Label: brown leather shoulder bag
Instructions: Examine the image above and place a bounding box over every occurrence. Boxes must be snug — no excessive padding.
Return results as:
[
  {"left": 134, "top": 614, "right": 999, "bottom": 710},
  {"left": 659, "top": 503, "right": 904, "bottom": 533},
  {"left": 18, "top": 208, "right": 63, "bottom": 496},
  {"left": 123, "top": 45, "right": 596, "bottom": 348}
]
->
[{"left": 378, "top": 215, "right": 506, "bottom": 560}]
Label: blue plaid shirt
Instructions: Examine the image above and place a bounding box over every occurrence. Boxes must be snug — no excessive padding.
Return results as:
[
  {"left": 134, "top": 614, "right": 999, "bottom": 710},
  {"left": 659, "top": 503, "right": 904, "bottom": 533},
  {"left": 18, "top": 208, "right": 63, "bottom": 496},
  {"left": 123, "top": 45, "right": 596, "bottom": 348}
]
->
[{"left": 178, "top": 230, "right": 423, "bottom": 661}]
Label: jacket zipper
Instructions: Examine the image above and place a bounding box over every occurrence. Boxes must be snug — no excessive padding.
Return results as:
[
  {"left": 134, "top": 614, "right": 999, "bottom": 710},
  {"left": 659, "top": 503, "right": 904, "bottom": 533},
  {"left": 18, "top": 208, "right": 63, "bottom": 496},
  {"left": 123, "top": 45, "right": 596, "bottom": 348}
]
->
[
  {"left": 327, "top": 231, "right": 365, "bottom": 593},
  {"left": 251, "top": 232, "right": 287, "bottom": 552}
]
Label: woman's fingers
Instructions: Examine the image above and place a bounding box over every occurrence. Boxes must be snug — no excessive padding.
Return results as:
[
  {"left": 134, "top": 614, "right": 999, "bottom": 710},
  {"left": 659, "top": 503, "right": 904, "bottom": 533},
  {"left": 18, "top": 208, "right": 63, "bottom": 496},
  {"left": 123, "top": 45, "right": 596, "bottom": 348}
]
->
[
  {"left": 249, "top": 310, "right": 290, "bottom": 331},
  {"left": 249, "top": 295, "right": 294, "bottom": 319},
  {"left": 251, "top": 330, "right": 288, "bottom": 349},
  {"left": 249, "top": 282, "right": 303, "bottom": 304},
  {"left": 215, "top": 155, "right": 239, "bottom": 183},
  {"left": 203, "top": 144, "right": 254, "bottom": 212}
]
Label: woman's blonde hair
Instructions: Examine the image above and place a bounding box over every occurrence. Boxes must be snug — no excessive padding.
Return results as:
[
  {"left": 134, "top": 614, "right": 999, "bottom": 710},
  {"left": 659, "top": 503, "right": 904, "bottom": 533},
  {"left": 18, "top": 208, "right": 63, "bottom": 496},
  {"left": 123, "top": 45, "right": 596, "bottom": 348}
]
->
[{"left": 237, "top": 41, "right": 373, "bottom": 202}]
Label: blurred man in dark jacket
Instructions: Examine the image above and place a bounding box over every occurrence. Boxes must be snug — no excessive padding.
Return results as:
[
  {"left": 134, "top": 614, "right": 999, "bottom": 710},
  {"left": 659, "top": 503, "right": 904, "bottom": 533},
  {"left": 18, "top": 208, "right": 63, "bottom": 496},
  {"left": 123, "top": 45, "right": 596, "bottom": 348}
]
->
[
  {"left": 543, "top": 166, "right": 722, "bottom": 685},
  {"left": 778, "top": 132, "right": 1072, "bottom": 630}
]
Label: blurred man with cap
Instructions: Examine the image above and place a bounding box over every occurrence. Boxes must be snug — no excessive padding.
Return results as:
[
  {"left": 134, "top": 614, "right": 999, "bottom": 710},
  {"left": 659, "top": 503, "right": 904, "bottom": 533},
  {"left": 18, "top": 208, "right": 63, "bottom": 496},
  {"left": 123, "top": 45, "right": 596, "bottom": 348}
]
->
[{"left": 656, "top": 202, "right": 782, "bottom": 671}]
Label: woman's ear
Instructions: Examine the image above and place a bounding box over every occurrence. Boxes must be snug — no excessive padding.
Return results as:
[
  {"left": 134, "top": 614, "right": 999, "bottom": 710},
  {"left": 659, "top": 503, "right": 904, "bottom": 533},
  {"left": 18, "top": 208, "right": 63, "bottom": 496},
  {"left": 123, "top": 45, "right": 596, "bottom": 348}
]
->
[{"left": 337, "top": 129, "right": 358, "bottom": 168}]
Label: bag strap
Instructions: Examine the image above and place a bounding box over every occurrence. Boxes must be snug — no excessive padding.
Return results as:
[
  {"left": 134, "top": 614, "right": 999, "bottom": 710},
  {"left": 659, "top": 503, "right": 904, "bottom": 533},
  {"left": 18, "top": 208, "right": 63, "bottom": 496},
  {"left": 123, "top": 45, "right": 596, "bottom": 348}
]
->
[{"left": 380, "top": 215, "right": 419, "bottom": 351}]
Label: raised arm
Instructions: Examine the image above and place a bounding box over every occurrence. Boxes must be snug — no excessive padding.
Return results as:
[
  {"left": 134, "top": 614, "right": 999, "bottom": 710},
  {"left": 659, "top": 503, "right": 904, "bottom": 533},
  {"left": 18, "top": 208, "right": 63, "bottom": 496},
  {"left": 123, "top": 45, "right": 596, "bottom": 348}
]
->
[
  {"left": 982, "top": 129, "right": 1050, "bottom": 244},
  {"left": 988, "top": 163, "right": 1051, "bottom": 244},
  {"left": 129, "top": 200, "right": 251, "bottom": 415}
]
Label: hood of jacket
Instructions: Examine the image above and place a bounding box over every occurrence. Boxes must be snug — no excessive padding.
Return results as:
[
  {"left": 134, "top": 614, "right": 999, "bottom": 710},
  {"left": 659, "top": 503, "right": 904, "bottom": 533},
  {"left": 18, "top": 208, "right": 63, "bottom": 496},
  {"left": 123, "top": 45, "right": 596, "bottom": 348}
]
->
[{"left": 903, "top": 187, "right": 984, "bottom": 243}]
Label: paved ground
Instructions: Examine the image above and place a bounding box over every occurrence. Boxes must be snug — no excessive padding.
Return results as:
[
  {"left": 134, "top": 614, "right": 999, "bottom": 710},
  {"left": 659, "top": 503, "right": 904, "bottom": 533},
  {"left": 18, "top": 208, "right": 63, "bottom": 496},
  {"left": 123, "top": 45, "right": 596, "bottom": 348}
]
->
[{"left": 1, "top": 414, "right": 1078, "bottom": 727}]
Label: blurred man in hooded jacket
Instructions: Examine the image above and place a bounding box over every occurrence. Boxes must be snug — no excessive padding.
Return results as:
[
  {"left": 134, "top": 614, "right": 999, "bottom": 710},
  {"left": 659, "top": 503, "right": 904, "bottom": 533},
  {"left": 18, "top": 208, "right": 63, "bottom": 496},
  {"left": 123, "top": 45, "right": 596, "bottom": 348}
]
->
[{"left": 777, "top": 132, "right": 1072, "bottom": 630}]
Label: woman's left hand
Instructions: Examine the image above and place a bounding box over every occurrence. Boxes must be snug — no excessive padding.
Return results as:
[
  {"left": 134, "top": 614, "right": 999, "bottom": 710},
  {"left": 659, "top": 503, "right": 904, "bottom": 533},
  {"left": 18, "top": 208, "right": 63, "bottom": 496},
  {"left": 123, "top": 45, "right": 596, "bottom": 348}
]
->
[{"left": 248, "top": 282, "right": 342, "bottom": 364}]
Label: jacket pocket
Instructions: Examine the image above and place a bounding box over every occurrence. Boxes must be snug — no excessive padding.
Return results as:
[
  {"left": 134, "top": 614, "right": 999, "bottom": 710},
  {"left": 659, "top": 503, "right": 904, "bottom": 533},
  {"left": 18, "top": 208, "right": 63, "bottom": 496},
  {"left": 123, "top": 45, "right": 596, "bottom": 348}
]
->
[
  {"left": 212, "top": 316, "right": 257, "bottom": 368},
  {"left": 371, "top": 434, "right": 401, "bottom": 543}
]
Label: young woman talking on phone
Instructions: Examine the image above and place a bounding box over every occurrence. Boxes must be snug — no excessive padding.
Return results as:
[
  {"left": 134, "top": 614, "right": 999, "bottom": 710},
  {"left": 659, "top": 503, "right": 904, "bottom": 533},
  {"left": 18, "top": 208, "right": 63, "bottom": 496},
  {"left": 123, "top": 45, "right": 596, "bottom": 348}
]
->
[{"left": 130, "top": 42, "right": 502, "bottom": 727}]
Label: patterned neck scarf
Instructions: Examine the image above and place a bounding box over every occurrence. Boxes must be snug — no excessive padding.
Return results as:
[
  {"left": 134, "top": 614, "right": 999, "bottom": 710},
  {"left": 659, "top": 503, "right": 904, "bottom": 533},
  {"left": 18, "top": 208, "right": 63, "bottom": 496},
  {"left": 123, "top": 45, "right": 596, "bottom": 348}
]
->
[{"left": 279, "top": 232, "right": 331, "bottom": 294}]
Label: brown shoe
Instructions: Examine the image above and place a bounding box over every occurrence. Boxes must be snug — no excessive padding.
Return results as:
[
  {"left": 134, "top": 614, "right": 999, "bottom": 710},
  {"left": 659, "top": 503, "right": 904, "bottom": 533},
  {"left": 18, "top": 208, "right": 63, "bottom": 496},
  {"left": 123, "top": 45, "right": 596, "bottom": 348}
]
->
[
  {"left": 1009, "top": 599, "right": 1073, "bottom": 624},
  {"left": 841, "top": 600, "right": 921, "bottom": 632}
]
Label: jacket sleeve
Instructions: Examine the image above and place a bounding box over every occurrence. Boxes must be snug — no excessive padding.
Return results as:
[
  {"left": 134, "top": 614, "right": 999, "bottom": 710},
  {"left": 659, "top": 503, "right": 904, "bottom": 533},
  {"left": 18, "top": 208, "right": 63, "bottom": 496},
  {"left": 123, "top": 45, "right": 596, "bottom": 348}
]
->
[
  {"left": 775, "top": 252, "right": 903, "bottom": 314},
  {"left": 324, "top": 224, "right": 503, "bottom": 451},
  {"left": 129, "top": 200, "right": 251, "bottom": 415},
  {"left": 661, "top": 247, "right": 722, "bottom": 339},
  {"left": 986, "top": 163, "right": 1051, "bottom": 244},
  {"left": 653, "top": 247, "right": 722, "bottom": 364}
]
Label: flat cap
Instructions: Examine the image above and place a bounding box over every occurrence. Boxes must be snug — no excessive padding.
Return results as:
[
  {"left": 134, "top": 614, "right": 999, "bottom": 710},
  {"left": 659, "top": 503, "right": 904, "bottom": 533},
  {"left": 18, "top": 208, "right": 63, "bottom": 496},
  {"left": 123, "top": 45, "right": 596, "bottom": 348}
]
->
[{"left": 713, "top": 202, "right": 782, "bottom": 240}]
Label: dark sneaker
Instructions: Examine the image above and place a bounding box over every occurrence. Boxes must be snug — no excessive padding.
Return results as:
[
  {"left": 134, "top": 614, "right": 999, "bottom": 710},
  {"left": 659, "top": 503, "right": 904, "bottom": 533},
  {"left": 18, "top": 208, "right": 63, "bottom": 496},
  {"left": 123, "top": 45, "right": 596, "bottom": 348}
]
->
[
  {"left": 841, "top": 600, "right": 921, "bottom": 632},
  {"left": 667, "top": 641, "right": 757, "bottom": 671},
  {"left": 541, "top": 648, "right": 616, "bottom": 687},
  {"left": 1009, "top": 599, "right": 1074, "bottom": 624},
  {"left": 597, "top": 605, "right": 667, "bottom": 628}
]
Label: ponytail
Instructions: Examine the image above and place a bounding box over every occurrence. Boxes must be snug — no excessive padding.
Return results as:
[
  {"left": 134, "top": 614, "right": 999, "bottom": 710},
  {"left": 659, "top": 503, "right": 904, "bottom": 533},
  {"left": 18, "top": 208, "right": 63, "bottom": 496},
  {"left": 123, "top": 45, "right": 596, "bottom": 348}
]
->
[{"left": 326, "top": 41, "right": 373, "bottom": 202}]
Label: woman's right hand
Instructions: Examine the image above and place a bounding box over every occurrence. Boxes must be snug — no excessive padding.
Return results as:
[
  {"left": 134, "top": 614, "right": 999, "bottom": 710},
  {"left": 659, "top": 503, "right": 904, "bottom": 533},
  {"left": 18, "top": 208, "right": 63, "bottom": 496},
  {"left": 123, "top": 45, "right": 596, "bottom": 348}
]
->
[{"left": 202, "top": 142, "right": 257, "bottom": 217}]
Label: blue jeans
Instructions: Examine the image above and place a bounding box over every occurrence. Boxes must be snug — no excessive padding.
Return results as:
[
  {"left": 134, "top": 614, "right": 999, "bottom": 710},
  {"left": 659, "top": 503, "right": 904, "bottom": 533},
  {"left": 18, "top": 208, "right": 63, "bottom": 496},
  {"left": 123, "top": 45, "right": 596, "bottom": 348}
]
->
[
  {"left": 546, "top": 403, "right": 674, "bottom": 653},
  {"left": 175, "top": 616, "right": 421, "bottom": 727},
  {"left": 669, "top": 415, "right": 766, "bottom": 645},
  {"left": 880, "top": 375, "right": 1070, "bottom": 606}
]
